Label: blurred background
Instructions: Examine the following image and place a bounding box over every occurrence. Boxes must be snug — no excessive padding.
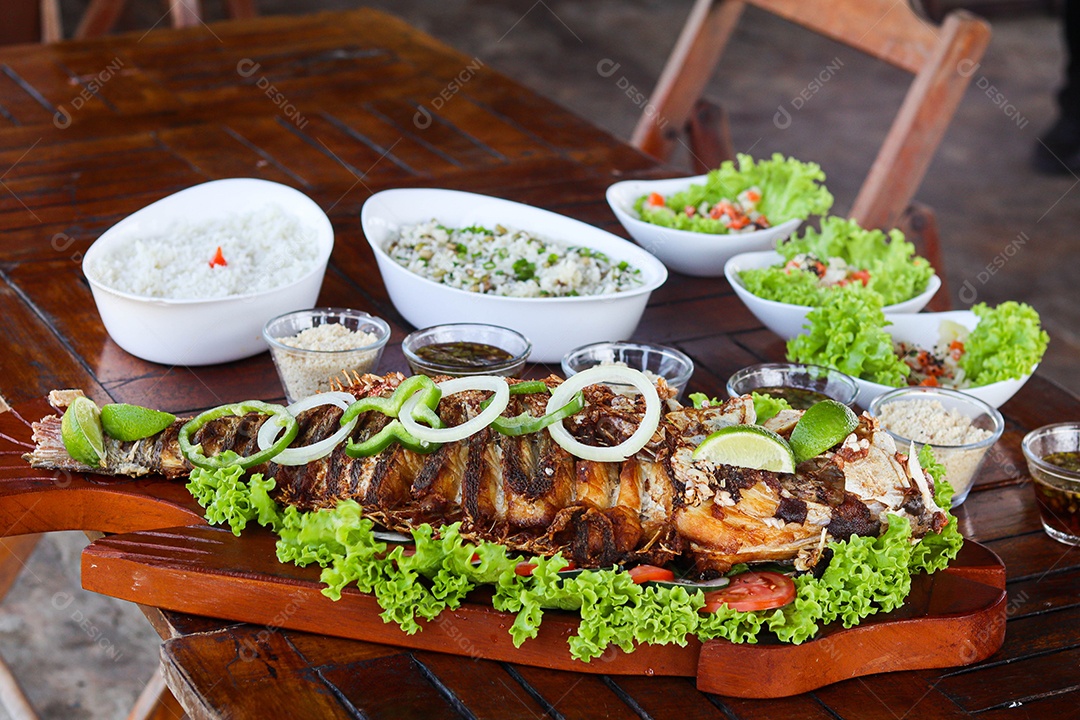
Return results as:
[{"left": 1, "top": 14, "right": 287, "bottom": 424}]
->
[{"left": 1, "top": 1, "right": 1077, "bottom": 718}]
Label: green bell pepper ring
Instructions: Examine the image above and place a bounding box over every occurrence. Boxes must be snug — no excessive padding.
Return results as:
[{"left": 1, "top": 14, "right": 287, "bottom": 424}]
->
[
  {"left": 345, "top": 419, "right": 441, "bottom": 458},
  {"left": 491, "top": 391, "right": 585, "bottom": 436},
  {"left": 179, "top": 401, "right": 298, "bottom": 470},
  {"left": 340, "top": 375, "right": 444, "bottom": 428}
]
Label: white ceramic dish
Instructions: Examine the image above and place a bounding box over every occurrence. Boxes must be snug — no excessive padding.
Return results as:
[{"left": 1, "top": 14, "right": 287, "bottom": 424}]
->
[
  {"left": 605, "top": 175, "right": 803, "bottom": 277},
  {"left": 83, "top": 178, "right": 334, "bottom": 366},
  {"left": 723, "top": 250, "right": 941, "bottom": 339},
  {"left": 851, "top": 310, "right": 1037, "bottom": 408},
  {"left": 361, "top": 188, "right": 668, "bottom": 363}
]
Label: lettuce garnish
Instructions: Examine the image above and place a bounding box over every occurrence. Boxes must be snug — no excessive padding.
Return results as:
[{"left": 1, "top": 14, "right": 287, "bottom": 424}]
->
[
  {"left": 960, "top": 301, "right": 1049, "bottom": 385},
  {"left": 186, "top": 445, "right": 963, "bottom": 660},
  {"left": 633, "top": 154, "right": 833, "bottom": 234},
  {"left": 739, "top": 216, "right": 935, "bottom": 306},
  {"left": 786, "top": 284, "right": 911, "bottom": 386},
  {"left": 787, "top": 293, "right": 1048, "bottom": 388},
  {"left": 689, "top": 391, "right": 792, "bottom": 424}
]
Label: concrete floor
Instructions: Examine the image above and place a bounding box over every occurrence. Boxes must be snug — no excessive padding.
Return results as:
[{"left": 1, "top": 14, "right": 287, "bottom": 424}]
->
[{"left": 2, "top": 2, "right": 1078, "bottom": 718}]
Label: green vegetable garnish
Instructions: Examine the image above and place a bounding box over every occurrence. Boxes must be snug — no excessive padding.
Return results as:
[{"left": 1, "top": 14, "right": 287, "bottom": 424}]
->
[
  {"left": 634, "top": 153, "right": 834, "bottom": 233},
  {"left": 178, "top": 401, "right": 297, "bottom": 470},
  {"left": 960, "top": 301, "right": 1049, "bottom": 385},
  {"left": 739, "top": 216, "right": 935, "bottom": 307},
  {"left": 786, "top": 284, "right": 911, "bottom": 386}
]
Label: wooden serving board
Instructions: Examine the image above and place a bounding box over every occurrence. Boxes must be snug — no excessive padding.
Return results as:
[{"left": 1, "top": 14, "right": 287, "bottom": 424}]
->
[{"left": 0, "top": 400, "right": 1008, "bottom": 698}]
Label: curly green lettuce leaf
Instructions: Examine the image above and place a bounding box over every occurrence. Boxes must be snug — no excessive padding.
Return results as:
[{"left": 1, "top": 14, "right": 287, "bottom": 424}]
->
[
  {"left": 960, "top": 301, "right": 1049, "bottom": 385},
  {"left": 186, "top": 456, "right": 259, "bottom": 536},
  {"left": 740, "top": 216, "right": 934, "bottom": 306},
  {"left": 786, "top": 284, "right": 911, "bottom": 386},
  {"left": 634, "top": 153, "right": 833, "bottom": 233}
]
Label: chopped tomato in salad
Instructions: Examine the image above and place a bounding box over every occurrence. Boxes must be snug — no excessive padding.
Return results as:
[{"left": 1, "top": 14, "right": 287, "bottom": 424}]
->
[
  {"left": 645, "top": 187, "right": 771, "bottom": 233},
  {"left": 209, "top": 246, "right": 227, "bottom": 268},
  {"left": 701, "top": 571, "right": 796, "bottom": 613}
]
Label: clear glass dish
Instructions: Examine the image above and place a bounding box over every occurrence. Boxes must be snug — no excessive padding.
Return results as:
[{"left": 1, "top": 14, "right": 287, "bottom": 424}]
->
[
  {"left": 402, "top": 323, "right": 531, "bottom": 378},
  {"left": 561, "top": 341, "right": 694, "bottom": 399},
  {"left": 1022, "top": 423, "right": 1080, "bottom": 546},
  {"left": 726, "top": 362, "right": 859, "bottom": 408}
]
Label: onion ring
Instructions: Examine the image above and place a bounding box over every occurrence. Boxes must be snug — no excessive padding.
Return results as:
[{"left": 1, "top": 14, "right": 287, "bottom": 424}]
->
[
  {"left": 257, "top": 392, "right": 358, "bottom": 466},
  {"left": 399, "top": 376, "right": 510, "bottom": 444},
  {"left": 545, "top": 366, "right": 661, "bottom": 462}
]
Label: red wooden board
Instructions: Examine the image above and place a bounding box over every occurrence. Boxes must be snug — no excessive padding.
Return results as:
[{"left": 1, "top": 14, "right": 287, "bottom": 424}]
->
[{"left": 0, "top": 400, "right": 1007, "bottom": 698}]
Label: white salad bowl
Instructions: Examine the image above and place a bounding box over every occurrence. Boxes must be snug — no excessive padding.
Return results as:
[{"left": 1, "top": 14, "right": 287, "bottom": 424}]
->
[
  {"left": 361, "top": 188, "right": 668, "bottom": 363},
  {"left": 605, "top": 175, "right": 803, "bottom": 277},
  {"left": 724, "top": 250, "right": 941, "bottom": 339},
  {"left": 852, "top": 310, "right": 1036, "bottom": 409},
  {"left": 83, "top": 178, "right": 334, "bottom": 366}
]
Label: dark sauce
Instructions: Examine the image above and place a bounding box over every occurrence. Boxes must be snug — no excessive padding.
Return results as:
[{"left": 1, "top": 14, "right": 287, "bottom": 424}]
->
[
  {"left": 1034, "top": 451, "right": 1080, "bottom": 540},
  {"left": 415, "top": 341, "right": 513, "bottom": 369},
  {"left": 1045, "top": 451, "right": 1080, "bottom": 473},
  {"left": 752, "top": 386, "right": 831, "bottom": 410}
]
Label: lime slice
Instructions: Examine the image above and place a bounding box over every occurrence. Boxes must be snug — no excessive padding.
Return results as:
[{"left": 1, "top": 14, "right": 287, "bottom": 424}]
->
[
  {"left": 60, "top": 396, "right": 106, "bottom": 467},
  {"left": 788, "top": 400, "right": 859, "bottom": 464},
  {"left": 101, "top": 403, "right": 177, "bottom": 441},
  {"left": 692, "top": 425, "right": 796, "bottom": 474}
]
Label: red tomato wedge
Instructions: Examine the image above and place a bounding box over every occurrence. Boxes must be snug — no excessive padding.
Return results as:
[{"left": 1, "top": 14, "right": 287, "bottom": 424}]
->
[
  {"left": 515, "top": 562, "right": 537, "bottom": 577},
  {"left": 702, "top": 571, "right": 795, "bottom": 612},
  {"left": 209, "top": 246, "right": 227, "bottom": 268},
  {"left": 628, "top": 564, "right": 675, "bottom": 584},
  {"left": 647, "top": 192, "right": 666, "bottom": 207}
]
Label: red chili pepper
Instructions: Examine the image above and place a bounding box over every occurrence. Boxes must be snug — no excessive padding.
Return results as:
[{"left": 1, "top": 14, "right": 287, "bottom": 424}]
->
[{"left": 209, "top": 246, "right": 227, "bottom": 268}]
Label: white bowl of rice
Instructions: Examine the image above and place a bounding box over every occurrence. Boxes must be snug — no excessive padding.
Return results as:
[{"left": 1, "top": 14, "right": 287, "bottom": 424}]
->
[
  {"left": 83, "top": 178, "right": 333, "bottom": 366},
  {"left": 361, "top": 188, "right": 668, "bottom": 363}
]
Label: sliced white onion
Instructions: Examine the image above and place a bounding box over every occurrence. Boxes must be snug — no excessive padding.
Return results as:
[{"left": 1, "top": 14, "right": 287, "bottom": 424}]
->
[
  {"left": 546, "top": 366, "right": 661, "bottom": 462},
  {"left": 399, "top": 376, "right": 510, "bottom": 444},
  {"left": 256, "top": 392, "right": 358, "bottom": 466}
]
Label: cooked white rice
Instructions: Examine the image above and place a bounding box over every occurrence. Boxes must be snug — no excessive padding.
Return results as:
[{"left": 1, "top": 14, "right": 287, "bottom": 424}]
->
[
  {"left": 387, "top": 221, "right": 642, "bottom": 298},
  {"left": 87, "top": 204, "right": 320, "bottom": 299}
]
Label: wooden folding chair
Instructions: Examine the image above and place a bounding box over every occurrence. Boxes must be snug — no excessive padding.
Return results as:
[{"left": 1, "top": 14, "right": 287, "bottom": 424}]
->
[
  {"left": 30, "top": 0, "right": 258, "bottom": 43},
  {"left": 631, "top": 0, "right": 991, "bottom": 302}
]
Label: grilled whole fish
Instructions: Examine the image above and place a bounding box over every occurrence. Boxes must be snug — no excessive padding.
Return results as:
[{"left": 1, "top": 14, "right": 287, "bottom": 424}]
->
[{"left": 25, "top": 375, "right": 947, "bottom": 573}]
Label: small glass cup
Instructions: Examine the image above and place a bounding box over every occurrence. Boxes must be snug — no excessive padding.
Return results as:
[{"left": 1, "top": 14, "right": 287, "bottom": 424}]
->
[
  {"left": 868, "top": 386, "right": 1004, "bottom": 507},
  {"left": 561, "top": 341, "right": 694, "bottom": 399},
  {"left": 402, "top": 323, "right": 531, "bottom": 378},
  {"left": 726, "top": 362, "right": 859, "bottom": 409},
  {"left": 263, "top": 308, "right": 390, "bottom": 403},
  {"left": 1022, "top": 423, "right": 1080, "bottom": 546}
]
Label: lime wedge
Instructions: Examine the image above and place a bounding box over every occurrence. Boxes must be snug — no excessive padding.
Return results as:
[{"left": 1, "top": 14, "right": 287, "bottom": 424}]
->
[
  {"left": 101, "top": 403, "right": 177, "bottom": 441},
  {"left": 692, "top": 425, "right": 796, "bottom": 474},
  {"left": 788, "top": 400, "right": 859, "bottom": 464},
  {"left": 60, "top": 396, "right": 106, "bottom": 467}
]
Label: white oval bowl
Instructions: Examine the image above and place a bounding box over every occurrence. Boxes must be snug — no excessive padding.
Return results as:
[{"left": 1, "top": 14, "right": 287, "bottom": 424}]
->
[
  {"left": 605, "top": 175, "right": 803, "bottom": 277},
  {"left": 724, "top": 250, "right": 941, "bottom": 339},
  {"left": 361, "top": 188, "right": 668, "bottom": 363},
  {"left": 852, "top": 310, "right": 1036, "bottom": 408},
  {"left": 83, "top": 178, "right": 334, "bottom": 366}
]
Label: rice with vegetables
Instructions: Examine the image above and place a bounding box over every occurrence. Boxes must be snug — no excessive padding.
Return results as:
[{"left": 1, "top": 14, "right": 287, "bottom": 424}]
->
[{"left": 387, "top": 221, "right": 642, "bottom": 298}]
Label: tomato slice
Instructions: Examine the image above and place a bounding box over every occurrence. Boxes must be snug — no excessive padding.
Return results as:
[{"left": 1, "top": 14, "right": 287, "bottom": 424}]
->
[
  {"left": 515, "top": 562, "right": 537, "bottom": 577},
  {"left": 647, "top": 192, "right": 666, "bottom": 207},
  {"left": 627, "top": 564, "right": 676, "bottom": 584},
  {"left": 701, "top": 571, "right": 795, "bottom": 612}
]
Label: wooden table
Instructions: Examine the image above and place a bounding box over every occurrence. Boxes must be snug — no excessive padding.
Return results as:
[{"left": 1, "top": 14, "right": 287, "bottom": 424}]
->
[{"left": 0, "top": 8, "right": 1077, "bottom": 719}]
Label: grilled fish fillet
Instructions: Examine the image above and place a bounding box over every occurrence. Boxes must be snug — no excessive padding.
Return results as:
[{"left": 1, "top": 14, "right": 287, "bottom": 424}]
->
[{"left": 25, "top": 375, "right": 947, "bottom": 573}]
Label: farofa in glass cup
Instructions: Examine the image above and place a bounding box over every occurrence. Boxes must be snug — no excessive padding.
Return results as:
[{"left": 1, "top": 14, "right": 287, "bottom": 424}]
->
[
  {"left": 263, "top": 308, "right": 390, "bottom": 403},
  {"left": 868, "top": 386, "right": 1004, "bottom": 507}
]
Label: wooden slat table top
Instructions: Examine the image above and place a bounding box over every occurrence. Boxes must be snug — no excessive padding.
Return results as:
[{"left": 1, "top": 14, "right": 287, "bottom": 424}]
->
[{"left": 0, "top": 8, "right": 1076, "bottom": 719}]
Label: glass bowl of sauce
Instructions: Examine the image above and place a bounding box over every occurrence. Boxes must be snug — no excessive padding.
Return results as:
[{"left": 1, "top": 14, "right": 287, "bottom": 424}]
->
[
  {"left": 726, "top": 362, "right": 859, "bottom": 409},
  {"left": 561, "top": 341, "right": 694, "bottom": 399},
  {"left": 1022, "top": 422, "right": 1080, "bottom": 546},
  {"left": 403, "top": 323, "right": 531, "bottom": 377}
]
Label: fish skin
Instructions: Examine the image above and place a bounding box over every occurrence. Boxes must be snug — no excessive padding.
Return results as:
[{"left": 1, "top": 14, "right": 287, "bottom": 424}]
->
[{"left": 23, "top": 374, "right": 947, "bottom": 573}]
